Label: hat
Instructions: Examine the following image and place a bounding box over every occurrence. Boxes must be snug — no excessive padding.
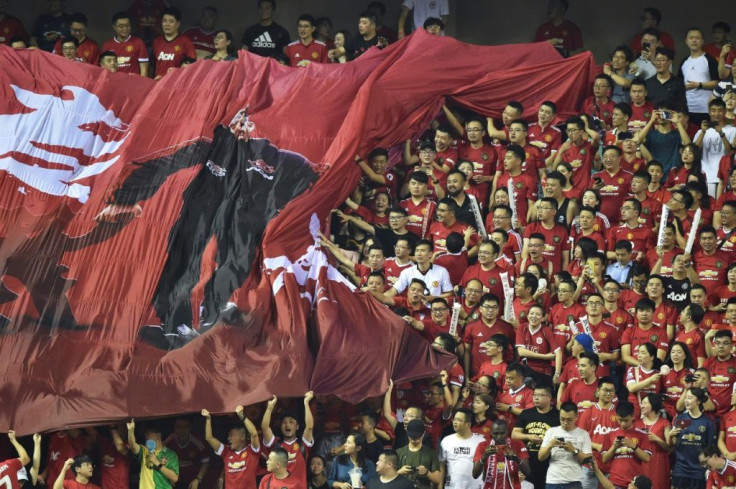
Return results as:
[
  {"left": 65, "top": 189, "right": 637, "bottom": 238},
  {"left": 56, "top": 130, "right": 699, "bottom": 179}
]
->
[
  {"left": 17, "top": 467, "right": 28, "bottom": 481},
  {"left": 575, "top": 333, "right": 595, "bottom": 353},
  {"left": 406, "top": 419, "right": 425, "bottom": 439},
  {"left": 633, "top": 476, "right": 652, "bottom": 489}
]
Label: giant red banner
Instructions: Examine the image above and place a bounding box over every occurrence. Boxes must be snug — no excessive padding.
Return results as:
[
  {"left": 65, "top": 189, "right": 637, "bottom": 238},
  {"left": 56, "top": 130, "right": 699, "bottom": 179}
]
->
[{"left": 0, "top": 30, "right": 597, "bottom": 434}]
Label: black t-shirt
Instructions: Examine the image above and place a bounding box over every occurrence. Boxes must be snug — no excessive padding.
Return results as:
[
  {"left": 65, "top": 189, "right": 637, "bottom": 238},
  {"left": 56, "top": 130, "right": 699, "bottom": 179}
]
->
[
  {"left": 665, "top": 276, "right": 691, "bottom": 311},
  {"left": 241, "top": 22, "right": 290, "bottom": 57},
  {"left": 374, "top": 228, "right": 419, "bottom": 258},
  {"left": 514, "top": 407, "right": 560, "bottom": 455},
  {"left": 367, "top": 475, "right": 415, "bottom": 489},
  {"left": 346, "top": 35, "right": 379, "bottom": 60}
]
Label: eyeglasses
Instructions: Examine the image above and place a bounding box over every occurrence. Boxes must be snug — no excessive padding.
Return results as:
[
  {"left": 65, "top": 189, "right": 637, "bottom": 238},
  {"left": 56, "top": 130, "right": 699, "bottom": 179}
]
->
[
  {"left": 432, "top": 308, "right": 449, "bottom": 314},
  {"left": 389, "top": 216, "right": 404, "bottom": 221},
  {"left": 603, "top": 287, "right": 619, "bottom": 292},
  {"left": 493, "top": 215, "right": 510, "bottom": 219},
  {"left": 466, "top": 289, "right": 482, "bottom": 294},
  {"left": 481, "top": 305, "right": 499, "bottom": 310},
  {"left": 566, "top": 129, "right": 580, "bottom": 134}
]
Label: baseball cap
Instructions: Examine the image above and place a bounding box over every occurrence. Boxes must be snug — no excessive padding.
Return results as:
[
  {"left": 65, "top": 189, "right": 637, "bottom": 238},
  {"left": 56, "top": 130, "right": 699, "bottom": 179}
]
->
[
  {"left": 575, "top": 333, "right": 595, "bottom": 353},
  {"left": 406, "top": 419, "right": 425, "bottom": 439}
]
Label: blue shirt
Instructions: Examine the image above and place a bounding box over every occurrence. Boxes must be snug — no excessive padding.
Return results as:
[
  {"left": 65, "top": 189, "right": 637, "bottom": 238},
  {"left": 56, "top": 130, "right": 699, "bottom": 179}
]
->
[
  {"left": 606, "top": 261, "right": 633, "bottom": 285},
  {"left": 672, "top": 411, "right": 716, "bottom": 479},
  {"left": 327, "top": 457, "right": 376, "bottom": 487}
]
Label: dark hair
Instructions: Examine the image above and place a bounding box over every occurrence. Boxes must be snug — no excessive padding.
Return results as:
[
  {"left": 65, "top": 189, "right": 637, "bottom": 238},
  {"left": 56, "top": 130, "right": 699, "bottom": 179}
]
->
[
  {"left": 519, "top": 272, "right": 538, "bottom": 294},
  {"left": 689, "top": 387, "right": 709, "bottom": 406},
  {"left": 445, "top": 232, "right": 464, "bottom": 254},
  {"left": 642, "top": 27, "right": 661, "bottom": 40},
  {"left": 546, "top": 170, "right": 567, "bottom": 187},
  {"left": 614, "top": 102, "right": 633, "bottom": 118},
  {"left": 379, "top": 449, "right": 399, "bottom": 468},
  {"left": 505, "top": 144, "right": 526, "bottom": 162},
  {"left": 655, "top": 46, "right": 674, "bottom": 60},
  {"left": 447, "top": 168, "right": 467, "bottom": 182},
  {"left": 507, "top": 101, "right": 523, "bottom": 115},
  {"left": 541, "top": 101, "right": 558, "bottom": 113},
  {"left": 162, "top": 7, "right": 182, "bottom": 21},
  {"left": 576, "top": 237, "right": 599, "bottom": 260},
  {"left": 668, "top": 341, "right": 694, "bottom": 370},
  {"left": 456, "top": 407, "right": 473, "bottom": 424},
  {"left": 560, "top": 401, "right": 578, "bottom": 414},
  {"left": 61, "top": 37, "right": 79, "bottom": 48},
  {"left": 579, "top": 351, "right": 600, "bottom": 368},
  {"left": 297, "top": 14, "right": 317, "bottom": 27},
  {"left": 368, "top": 147, "right": 389, "bottom": 160},
  {"left": 565, "top": 116, "right": 585, "bottom": 130},
  {"left": 713, "top": 22, "right": 731, "bottom": 33},
  {"left": 612, "top": 44, "right": 633, "bottom": 62},
  {"left": 598, "top": 376, "right": 615, "bottom": 388},
  {"left": 415, "top": 239, "right": 433, "bottom": 252},
  {"left": 616, "top": 401, "right": 635, "bottom": 418},
  {"left": 358, "top": 11, "right": 377, "bottom": 24},
  {"left": 438, "top": 197, "right": 458, "bottom": 214},
  {"left": 614, "top": 240, "right": 633, "bottom": 253},
  {"left": 423, "top": 17, "right": 444, "bottom": 30},
  {"left": 602, "top": 145, "right": 622, "bottom": 157},
  {"left": 340, "top": 432, "right": 368, "bottom": 468},
  {"left": 635, "top": 298, "right": 655, "bottom": 312},
  {"left": 409, "top": 171, "right": 429, "bottom": 184},
  {"left": 644, "top": 8, "right": 662, "bottom": 25},
  {"left": 214, "top": 29, "right": 234, "bottom": 54},
  {"left": 435, "top": 332, "right": 457, "bottom": 353},
  {"left": 535, "top": 383, "right": 554, "bottom": 397},
  {"left": 642, "top": 393, "right": 663, "bottom": 412},
  {"left": 70, "top": 12, "right": 88, "bottom": 25},
  {"left": 100, "top": 50, "right": 117, "bottom": 60},
  {"left": 112, "top": 12, "right": 132, "bottom": 24}
]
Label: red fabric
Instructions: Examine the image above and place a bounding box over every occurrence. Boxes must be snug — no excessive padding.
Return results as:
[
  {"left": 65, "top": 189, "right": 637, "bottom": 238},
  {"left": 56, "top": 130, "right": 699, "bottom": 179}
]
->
[{"left": 0, "top": 33, "right": 597, "bottom": 434}]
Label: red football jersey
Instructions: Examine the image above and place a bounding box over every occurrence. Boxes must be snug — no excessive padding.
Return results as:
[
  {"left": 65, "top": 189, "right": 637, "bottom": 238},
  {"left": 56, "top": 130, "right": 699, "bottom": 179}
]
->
[
  {"left": 152, "top": 34, "right": 196, "bottom": 78},
  {"left": 602, "top": 427, "right": 651, "bottom": 487},
  {"left": 591, "top": 168, "right": 633, "bottom": 222},
  {"left": 528, "top": 122, "right": 562, "bottom": 161},
  {"left": 0, "top": 15, "right": 27, "bottom": 46},
  {"left": 560, "top": 140, "right": 595, "bottom": 188},
  {"left": 693, "top": 250, "right": 732, "bottom": 296},
  {"left": 285, "top": 39, "right": 328, "bottom": 66},
  {"left": 101, "top": 35, "right": 149, "bottom": 74},
  {"left": 458, "top": 140, "right": 496, "bottom": 205},
  {"left": 400, "top": 197, "right": 436, "bottom": 239},
  {"left": 218, "top": 444, "right": 260, "bottom": 489},
  {"left": 0, "top": 458, "right": 23, "bottom": 489},
  {"left": 621, "top": 323, "right": 669, "bottom": 353},
  {"left": 53, "top": 37, "right": 100, "bottom": 64},
  {"left": 523, "top": 222, "right": 570, "bottom": 274},
  {"left": 703, "top": 355, "right": 736, "bottom": 416},
  {"left": 463, "top": 318, "right": 515, "bottom": 376},
  {"left": 515, "top": 324, "right": 559, "bottom": 375},
  {"left": 183, "top": 26, "right": 215, "bottom": 55},
  {"left": 561, "top": 378, "right": 599, "bottom": 412}
]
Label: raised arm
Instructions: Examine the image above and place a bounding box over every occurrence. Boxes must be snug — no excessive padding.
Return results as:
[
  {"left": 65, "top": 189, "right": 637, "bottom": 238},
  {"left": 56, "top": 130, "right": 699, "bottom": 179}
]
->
[
  {"left": 236, "top": 405, "right": 261, "bottom": 450},
  {"left": 303, "top": 391, "right": 315, "bottom": 444},
  {"left": 261, "top": 395, "right": 278, "bottom": 444},
  {"left": 127, "top": 419, "right": 140, "bottom": 456},
  {"left": 382, "top": 380, "right": 398, "bottom": 430},
  {"left": 54, "top": 459, "right": 74, "bottom": 489},
  {"left": 201, "top": 409, "right": 223, "bottom": 451},
  {"left": 8, "top": 430, "right": 30, "bottom": 466},
  {"left": 31, "top": 433, "right": 41, "bottom": 485}
]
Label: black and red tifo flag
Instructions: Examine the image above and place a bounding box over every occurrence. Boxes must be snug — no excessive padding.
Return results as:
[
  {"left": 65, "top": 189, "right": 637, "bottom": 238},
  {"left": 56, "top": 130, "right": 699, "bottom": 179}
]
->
[{"left": 0, "top": 30, "right": 596, "bottom": 434}]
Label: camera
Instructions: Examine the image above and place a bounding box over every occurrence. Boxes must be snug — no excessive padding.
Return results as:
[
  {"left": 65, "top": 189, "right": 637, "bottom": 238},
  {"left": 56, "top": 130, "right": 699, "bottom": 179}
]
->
[
  {"left": 685, "top": 374, "right": 696, "bottom": 383},
  {"left": 642, "top": 42, "right": 651, "bottom": 50},
  {"left": 616, "top": 436, "right": 624, "bottom": 441},
  {"left": 707, "top": 120, "right": 718, "bottom": 129},
  {"left": 660, "top": 110, "right": 672, "bottom": 121},
  {"left": 582, "top": 456, "right": 594, "bottom": 464}
]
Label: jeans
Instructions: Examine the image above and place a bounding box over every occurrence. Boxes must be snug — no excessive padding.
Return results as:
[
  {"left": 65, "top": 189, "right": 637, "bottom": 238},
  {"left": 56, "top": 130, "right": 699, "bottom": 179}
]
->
[{"left": 581, "top": 467, "right": 598, "bottom": 489}]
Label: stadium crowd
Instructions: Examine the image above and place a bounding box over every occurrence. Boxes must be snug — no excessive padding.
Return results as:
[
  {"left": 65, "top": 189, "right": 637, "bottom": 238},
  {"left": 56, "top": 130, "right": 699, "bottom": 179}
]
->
[{"left": 3, "top": 0, "right": 736, "bottom": 489}]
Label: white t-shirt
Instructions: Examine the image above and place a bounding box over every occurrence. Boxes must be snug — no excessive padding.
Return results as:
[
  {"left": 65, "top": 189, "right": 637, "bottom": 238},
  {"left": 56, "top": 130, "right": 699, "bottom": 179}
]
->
[
  {"left": 694, "top": 125, "right": 736, "bottom": 183},
  {"left": 393, "top": 263, "right": 453, "bottom": 296},
  {"left": 540, "top": 426, "right": 592, "bottom": 484},
  {"left": 402, "top": 0, "right": 449, "bottom": 31},
  {"left": 682, "top": 55, "right": 713, "bottom": 113},
  {"left": 439, "top": 433, "right": 485, "bottom": 489}
]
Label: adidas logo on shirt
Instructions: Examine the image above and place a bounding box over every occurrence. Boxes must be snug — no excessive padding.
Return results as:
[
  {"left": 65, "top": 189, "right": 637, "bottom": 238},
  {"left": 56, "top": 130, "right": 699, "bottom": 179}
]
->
[{"left": 252, "top": 32, "right": 276, "bottom": 49}]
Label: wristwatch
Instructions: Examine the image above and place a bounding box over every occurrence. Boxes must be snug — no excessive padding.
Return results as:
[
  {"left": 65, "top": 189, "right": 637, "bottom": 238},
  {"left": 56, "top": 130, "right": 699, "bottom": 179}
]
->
[
  {"left": 156, "top": 463, "right": 164, "bottom": 470},
  {"left": 573, "top": 449, "right": 580, "bottom": 456}
]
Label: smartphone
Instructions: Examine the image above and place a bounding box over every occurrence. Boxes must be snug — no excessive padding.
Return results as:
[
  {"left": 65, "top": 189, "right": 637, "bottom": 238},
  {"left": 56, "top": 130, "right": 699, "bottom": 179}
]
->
[
  {"left": 660, "top": 110, "right": 672, "bottom": 121},
  {"left": 616, "top": 435, "right": 624, "bottom": 441},
  {"left": 707, "top": 120, "right": 718, "bottom": 129}
]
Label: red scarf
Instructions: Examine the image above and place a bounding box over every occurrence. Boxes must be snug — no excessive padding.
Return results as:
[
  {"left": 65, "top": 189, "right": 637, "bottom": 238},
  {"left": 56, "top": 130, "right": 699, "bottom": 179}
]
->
[{"left": 484, "top": 437, "right": 519, "bottom": 489}]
